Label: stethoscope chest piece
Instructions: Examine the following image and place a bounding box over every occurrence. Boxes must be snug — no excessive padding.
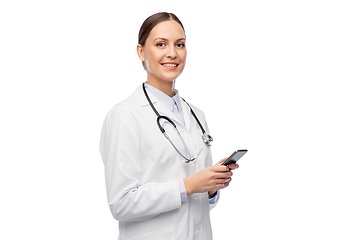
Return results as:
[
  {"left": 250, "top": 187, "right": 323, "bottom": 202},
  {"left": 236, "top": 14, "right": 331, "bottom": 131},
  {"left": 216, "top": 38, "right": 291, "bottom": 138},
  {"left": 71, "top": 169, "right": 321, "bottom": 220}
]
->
[{"left": 202, "top": 133, "right": 213, "bottom": 147}]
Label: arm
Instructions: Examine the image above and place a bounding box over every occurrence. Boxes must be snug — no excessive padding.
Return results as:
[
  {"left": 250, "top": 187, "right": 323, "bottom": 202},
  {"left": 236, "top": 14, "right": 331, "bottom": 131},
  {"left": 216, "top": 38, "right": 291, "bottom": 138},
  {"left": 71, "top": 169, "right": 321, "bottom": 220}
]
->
[{"left": 100, "top": 108, "right": 181, "bottom": 222}]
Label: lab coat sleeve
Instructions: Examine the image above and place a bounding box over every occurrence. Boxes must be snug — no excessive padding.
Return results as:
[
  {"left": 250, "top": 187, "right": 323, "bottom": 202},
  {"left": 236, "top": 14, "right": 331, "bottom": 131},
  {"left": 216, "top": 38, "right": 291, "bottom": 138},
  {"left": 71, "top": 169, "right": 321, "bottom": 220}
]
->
[{"left": 100, "top": 107, "right": 182, "bottom": 222}]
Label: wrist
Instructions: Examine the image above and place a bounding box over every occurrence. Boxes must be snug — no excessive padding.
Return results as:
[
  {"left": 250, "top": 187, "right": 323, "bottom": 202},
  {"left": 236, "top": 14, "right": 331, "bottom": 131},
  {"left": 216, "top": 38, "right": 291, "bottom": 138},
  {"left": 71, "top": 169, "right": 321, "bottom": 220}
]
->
[
  {"left": 208, "top": 190, "right": 217, "bottom": 198},
  {"left": 183, "top": 177, "right": 195, "bottom": 195}
]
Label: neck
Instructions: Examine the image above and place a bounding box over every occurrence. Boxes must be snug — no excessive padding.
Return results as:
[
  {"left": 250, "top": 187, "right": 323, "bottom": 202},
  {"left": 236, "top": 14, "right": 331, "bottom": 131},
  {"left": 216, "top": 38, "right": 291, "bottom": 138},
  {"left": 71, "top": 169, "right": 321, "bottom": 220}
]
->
[{"left": 146, "top": 77, "right": 176, "bottom": 97}]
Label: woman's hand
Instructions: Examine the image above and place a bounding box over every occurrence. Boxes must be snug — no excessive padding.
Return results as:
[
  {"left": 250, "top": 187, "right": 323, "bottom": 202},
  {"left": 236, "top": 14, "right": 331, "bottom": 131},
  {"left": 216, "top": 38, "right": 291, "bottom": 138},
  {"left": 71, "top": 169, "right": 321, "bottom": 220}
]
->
[
  {"left": 208, "top": 160, "right": 239, "bottom": 197},
  {"left": 184, "top": 158, "right": 236, "bottom": 195}
]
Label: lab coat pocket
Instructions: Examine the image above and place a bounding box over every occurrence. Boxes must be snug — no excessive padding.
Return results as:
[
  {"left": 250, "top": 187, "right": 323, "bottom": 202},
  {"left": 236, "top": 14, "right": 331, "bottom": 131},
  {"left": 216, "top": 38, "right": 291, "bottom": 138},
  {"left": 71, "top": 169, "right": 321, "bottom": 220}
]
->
[{"left": 130, "top": 225, "right": 176, "bottom": 240}]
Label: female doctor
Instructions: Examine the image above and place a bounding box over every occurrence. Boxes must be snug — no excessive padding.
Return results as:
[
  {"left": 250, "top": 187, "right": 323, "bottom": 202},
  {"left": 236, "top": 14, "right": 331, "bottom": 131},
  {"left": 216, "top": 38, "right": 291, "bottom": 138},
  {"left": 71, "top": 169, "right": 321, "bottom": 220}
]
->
[{"left": 100, "top": 12, "right": 239, "bottom": 240}]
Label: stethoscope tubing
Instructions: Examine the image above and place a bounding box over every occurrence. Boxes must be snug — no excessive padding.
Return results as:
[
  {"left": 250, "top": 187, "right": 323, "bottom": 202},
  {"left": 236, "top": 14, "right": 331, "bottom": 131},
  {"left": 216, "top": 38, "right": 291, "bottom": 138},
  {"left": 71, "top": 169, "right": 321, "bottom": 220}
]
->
[{"left": 142, "top": 83, "right": 212, "bottom": 162}]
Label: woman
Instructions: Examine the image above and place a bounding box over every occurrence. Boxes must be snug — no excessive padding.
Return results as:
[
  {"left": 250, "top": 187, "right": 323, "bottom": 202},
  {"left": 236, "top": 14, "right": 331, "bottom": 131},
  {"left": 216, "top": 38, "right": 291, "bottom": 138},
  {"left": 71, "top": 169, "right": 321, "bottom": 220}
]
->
[{"left": 100, "top": 12, "right": 238, "bottom": 240}]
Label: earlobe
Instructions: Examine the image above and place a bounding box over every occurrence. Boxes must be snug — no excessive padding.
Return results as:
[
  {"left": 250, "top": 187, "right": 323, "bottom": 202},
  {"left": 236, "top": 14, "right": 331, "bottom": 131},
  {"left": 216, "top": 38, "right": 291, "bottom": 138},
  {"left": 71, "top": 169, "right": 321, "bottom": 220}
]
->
[{"left": 137, "top": 44, "right": 145, "bottom": 61}]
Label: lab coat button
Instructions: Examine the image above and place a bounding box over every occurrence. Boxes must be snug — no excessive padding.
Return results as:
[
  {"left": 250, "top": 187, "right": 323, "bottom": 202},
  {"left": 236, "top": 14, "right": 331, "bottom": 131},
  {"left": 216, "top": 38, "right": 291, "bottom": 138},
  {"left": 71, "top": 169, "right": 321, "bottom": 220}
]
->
[
  {"left": 196, "top": 224, "right": 201, "bottom": 230},
  {"left": 193, "top": 193, "right": 199, "bottom": 199}
]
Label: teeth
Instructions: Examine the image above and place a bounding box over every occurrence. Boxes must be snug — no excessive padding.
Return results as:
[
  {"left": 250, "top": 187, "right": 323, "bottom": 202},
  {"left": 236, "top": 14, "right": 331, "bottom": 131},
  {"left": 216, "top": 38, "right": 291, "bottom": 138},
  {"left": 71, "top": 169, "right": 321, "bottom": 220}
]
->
[{"left": 162, "top": 64, "right": 177, "bottom": 67}]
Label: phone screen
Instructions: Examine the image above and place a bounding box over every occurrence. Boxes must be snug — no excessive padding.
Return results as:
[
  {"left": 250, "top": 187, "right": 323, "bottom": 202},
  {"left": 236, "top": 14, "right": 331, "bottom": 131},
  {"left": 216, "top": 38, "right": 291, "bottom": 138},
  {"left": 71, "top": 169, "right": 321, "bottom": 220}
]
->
[{"left": 221, "top": 149, "right": 248, "bottom": 166}]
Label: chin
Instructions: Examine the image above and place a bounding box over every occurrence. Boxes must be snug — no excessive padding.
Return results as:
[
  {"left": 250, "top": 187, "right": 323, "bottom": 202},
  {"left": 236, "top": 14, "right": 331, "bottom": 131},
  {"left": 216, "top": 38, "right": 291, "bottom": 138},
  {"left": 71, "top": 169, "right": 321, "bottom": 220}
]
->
[
  {"left": 169, "top": 68, "right": 185, "bottom": 77},
  {"left": 160, "top": 72, "right": 182, "bottom": 81}
]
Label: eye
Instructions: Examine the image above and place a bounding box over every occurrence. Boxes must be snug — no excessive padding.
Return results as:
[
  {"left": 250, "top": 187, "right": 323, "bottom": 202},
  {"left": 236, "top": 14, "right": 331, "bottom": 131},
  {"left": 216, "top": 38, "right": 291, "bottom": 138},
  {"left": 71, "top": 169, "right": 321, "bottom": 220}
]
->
[
  {"left": 156, "top": 42, "right": 166, "bottom": 47},
  {"left": 176, "top": 43, "right": 185, "bottom": 48}
]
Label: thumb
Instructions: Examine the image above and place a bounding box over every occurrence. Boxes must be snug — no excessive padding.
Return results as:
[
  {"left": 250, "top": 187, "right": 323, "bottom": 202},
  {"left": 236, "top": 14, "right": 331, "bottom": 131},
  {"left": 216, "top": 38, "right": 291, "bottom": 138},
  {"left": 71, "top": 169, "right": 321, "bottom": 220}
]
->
[{"left": 216, "top": 157, "right": 228, "bottom": 165}]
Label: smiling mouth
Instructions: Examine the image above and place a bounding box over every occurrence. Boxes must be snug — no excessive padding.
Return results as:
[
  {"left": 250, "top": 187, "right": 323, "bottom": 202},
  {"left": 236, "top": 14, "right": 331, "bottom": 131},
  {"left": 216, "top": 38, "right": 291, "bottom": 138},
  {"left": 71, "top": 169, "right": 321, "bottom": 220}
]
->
[{"left": 161, "top": 63, "right": 179, "bottom": 67}]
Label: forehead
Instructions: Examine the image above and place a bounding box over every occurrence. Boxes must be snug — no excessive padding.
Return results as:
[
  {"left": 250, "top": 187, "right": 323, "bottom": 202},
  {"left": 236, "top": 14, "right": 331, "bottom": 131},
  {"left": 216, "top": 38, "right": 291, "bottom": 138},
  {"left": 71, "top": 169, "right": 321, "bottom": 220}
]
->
[{"left": 148, "top": 20, "right": 185, "bottom": 41}]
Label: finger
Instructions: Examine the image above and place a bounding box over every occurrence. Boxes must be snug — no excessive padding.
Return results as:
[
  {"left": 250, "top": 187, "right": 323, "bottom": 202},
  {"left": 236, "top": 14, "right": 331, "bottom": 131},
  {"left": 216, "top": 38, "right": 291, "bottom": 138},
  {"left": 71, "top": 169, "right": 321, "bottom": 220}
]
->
[
  {"left": 211, "top": 171, "right": 232, "bottom": 180},
  {"left": 222, "top": 178, "right": 232, "bottom": 188},
  {"left": 213, "top": 178, "right": 228, "bottom": 184},
  {"left": 214, "top": 175, "right": 232, "bottom": 184},
  {"left": 216, "top": 171, "right": 233, "bottom": 179},
  {"left": 213, "top": 164, "right": 230, "bottom": 173},
  {"left": 228, "top": 163, "right": 239, "bottom": 170},
  {"left": 215, "top": 182, "right": 227, "bottom": 189}
]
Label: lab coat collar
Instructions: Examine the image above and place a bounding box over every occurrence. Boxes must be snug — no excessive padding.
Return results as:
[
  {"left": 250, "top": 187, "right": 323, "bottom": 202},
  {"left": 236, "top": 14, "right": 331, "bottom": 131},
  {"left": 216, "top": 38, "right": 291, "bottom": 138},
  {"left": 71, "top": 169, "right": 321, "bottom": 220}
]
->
[
  {"left": 133, "top": 85, "right": 191, "bottom": 130},
  {"left": 134, "top": 85, "right": 156, "bottom": 107},
  {"left": 180, "top": 98, "right": 191, "bottom": 131}
]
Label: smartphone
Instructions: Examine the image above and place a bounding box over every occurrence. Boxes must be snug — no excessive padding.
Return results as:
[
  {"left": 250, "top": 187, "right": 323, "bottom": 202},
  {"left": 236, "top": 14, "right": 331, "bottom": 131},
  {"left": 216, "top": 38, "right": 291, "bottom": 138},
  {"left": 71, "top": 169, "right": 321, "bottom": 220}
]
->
[{"left": 221, "top": 149, "right": 248, "bottom": 166}]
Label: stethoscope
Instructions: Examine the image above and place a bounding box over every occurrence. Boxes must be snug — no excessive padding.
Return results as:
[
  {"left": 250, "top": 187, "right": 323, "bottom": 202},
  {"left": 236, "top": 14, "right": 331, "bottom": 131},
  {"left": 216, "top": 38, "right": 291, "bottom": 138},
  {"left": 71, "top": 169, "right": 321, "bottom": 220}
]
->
[{"left": 142, "top": 83, "right": 213, "bottom": 163}]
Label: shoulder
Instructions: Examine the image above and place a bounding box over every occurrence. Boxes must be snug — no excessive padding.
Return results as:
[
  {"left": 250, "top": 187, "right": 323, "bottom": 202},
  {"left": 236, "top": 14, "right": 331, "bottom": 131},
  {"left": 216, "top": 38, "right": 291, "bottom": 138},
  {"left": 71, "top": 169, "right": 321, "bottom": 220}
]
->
[{"left": 104, "top": 86, "right": 143, "bottom": 123}]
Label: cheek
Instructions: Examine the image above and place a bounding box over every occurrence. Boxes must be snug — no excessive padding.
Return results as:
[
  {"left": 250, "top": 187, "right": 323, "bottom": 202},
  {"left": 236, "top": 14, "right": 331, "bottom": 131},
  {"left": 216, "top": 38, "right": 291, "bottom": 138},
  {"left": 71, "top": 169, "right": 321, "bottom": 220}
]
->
[
  {"left": 179, "top": 50, "right": 187, "bottom": 63},
  {"left": 146, "top": 54, "right": 163, "bottom": 74},
  {"left": 179, "top": 51, "right": 187, "bottom": 68},
  {"left": 143, "top": 52, "right": 156, "bottom": 72},
  {"left": 147, "top": 48, "right": 163, "bottom": 63}
]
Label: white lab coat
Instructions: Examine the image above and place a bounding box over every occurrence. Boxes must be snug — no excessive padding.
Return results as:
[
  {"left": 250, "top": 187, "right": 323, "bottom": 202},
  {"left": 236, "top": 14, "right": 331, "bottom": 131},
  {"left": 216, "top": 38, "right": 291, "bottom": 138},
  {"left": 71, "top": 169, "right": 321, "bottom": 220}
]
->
[{"left": 100, "top": 85, "right": 218, "bottom": 240}]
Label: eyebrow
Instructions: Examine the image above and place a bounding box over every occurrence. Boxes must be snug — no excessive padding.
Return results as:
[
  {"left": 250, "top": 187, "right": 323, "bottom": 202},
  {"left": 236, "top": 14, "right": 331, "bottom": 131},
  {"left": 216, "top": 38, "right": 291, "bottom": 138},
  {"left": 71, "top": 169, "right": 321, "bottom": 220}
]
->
[{"left": 153, "top": 37, "right": 186, "bottom": 42}]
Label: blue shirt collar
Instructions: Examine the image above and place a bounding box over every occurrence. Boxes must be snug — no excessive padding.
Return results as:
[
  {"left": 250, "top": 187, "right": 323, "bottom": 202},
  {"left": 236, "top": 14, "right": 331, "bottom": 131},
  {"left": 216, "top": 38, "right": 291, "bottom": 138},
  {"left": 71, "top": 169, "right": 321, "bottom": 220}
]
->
[{"left": 144, "top": 82, "right": 182, "bottom": 113}]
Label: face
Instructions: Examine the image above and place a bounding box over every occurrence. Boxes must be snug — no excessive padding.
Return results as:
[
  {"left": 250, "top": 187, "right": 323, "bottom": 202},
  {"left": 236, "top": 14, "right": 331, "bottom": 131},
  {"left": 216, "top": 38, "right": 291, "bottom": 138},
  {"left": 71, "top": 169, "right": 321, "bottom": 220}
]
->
[{"left": 137, "top": 20, "right": 187, "bottom": 84}]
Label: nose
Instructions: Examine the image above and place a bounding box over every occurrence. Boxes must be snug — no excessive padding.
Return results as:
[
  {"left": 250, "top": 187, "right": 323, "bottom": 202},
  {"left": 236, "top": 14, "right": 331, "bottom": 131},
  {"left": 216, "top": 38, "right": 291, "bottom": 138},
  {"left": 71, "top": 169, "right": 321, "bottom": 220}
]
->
[{"left": 166, "top": 45, "right": 177, "bottom": 59}]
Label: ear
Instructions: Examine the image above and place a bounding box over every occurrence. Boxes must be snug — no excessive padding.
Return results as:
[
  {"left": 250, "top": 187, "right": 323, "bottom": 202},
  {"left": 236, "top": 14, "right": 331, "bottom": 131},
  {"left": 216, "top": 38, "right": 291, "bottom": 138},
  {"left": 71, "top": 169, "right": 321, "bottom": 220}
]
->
[{"left": 137, "top": 44, "right": 145, "bottom": 61}]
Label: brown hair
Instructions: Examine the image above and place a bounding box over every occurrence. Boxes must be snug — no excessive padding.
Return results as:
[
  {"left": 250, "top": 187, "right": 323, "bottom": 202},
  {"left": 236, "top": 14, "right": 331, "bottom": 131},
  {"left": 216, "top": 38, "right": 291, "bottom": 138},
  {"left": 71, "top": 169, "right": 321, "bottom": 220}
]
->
[{"left": 138, "top": 12, "right": 185, "bottom": 69}]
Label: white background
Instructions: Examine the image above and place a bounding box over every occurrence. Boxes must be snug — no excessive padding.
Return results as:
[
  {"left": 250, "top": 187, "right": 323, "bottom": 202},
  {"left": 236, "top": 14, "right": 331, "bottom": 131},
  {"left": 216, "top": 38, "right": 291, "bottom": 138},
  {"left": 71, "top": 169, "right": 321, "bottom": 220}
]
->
[{"left": 1, "top": 0, "right": 359, "bottom": 239}]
